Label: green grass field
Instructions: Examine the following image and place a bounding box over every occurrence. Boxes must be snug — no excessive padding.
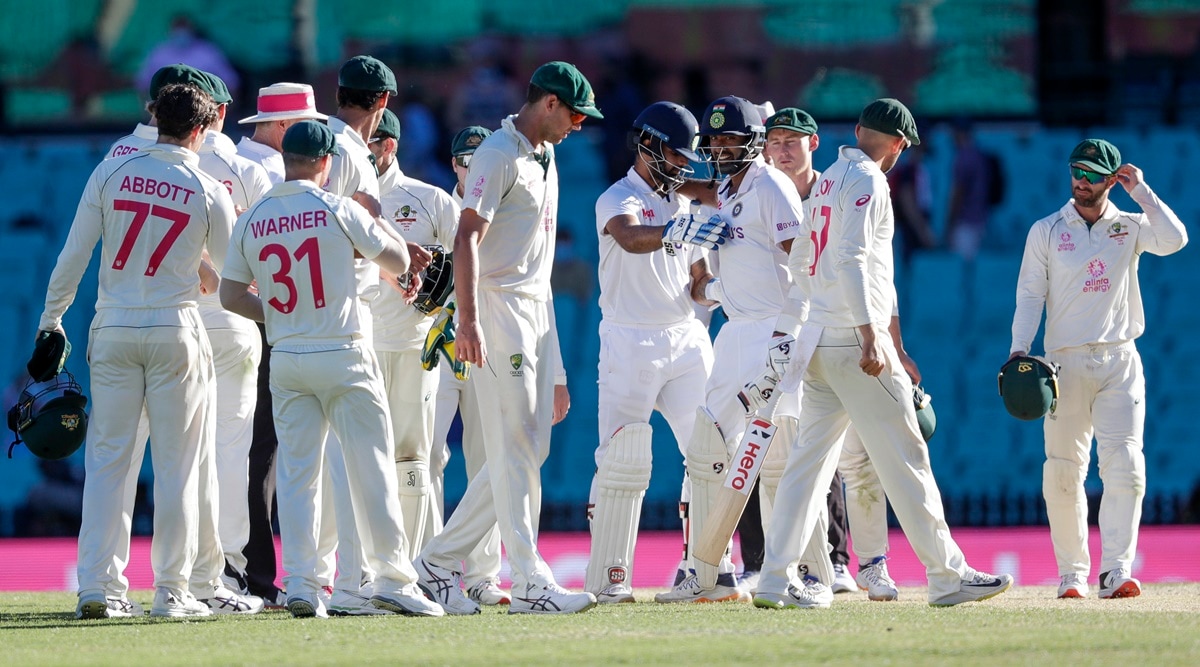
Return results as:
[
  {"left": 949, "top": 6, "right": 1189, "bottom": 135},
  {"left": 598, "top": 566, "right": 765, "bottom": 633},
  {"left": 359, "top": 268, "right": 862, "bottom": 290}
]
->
[{"left": 4, "top": 585, "right": 1199, "bottom": 665}]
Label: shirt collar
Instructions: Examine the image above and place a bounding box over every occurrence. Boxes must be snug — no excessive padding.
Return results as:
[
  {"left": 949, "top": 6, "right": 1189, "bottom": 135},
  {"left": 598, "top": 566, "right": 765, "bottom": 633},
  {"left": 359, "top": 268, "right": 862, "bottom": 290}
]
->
[
  {"left": 1062, "top": 198, "right": 1118, "bottom": 226},
  {"left": 200, "top": 130, "right": 237, "bottom": 155},
  {"left": 237, "top": 136, "right": 279, "bottom": 158},
  {"left": 378, "top": 159, "right": 403, "bottom": 192},
  {"left": 133, "top": 123, "right": 158, "bottom": 140},
  {"left": 270, "top": 179, "right": 326, "bottom": 196},
  {"left": 839, "top": 146, "right": 883, "bottom": 175},
  {"left": 141, "top": 143, "right": 201, "bottom": 167},
  {"left": 328, "top": 117, "right": 369, "bottom": 152},
  {"left": 501, "top": 114, "right": 545, "bottom": 157}
]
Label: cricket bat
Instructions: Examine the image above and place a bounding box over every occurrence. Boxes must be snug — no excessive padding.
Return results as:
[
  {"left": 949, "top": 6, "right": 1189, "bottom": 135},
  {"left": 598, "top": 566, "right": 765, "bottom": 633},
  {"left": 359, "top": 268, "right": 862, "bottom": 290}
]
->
[{"left": 692, "top": 391, "right": 782, "bottom": 570}]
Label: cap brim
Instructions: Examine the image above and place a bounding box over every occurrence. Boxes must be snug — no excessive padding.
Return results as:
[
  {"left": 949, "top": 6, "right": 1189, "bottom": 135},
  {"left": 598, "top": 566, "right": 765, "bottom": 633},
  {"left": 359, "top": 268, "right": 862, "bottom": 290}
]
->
[
  {"left": 239, "top": 110, "right": 330, "bottom": 125},
  {"left": 1071, "top": 160, "right": 1112, "bottom": 175},
  {"left": 578, "top": 106, "right": 604, "bottom": 120}
]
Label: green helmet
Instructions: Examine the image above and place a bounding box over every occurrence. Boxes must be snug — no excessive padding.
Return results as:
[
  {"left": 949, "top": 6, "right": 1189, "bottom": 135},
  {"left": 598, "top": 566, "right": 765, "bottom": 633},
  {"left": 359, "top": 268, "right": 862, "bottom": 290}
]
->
[
  {"left": 998, "top": 356, "right": 1059, "bottom": 421},
  {"left": 7, "top": 372, "right": 89, "bottom": 460},
  {"left": 913, "top": 385, "right": 936, "bottom": 442}
]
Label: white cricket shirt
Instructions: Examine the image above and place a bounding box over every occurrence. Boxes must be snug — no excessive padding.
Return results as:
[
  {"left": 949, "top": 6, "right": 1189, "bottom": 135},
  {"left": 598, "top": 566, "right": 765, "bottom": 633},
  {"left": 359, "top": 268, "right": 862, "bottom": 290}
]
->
[
  {"left": 596, "top": 167, "right": 700, "bottom": 327},
  {"left": 236, "top": 136, "right": 285, "bottom": 184},
  {"left": 790, "top": 146, "right": 898, "bottom": 330},
  {"left": 106, "top": 123, "right": 158, "bottom": 159},
  {"left": 711, "top": 156, "right": 803, "bottom": 321},
  {"left": 326, "top": 116, "right": 382, "bottom": 299},
  {"left": 224, "top": 180, "right": 390, "bottom": 350},
  {"left": 372, "top": 162, "right": 460, "bottom": 352},
  {"left": 197, "top": 131, "right": 273, "bottom": 330},
  {"left": 1011, "top": 184, "right": 1187, "bottom": 354},
  {"left": 461, "top": 115, "right": 557, "bottom": 301},
  {"left": 40, "top": 144, "right": 235, "bottom": 331}
]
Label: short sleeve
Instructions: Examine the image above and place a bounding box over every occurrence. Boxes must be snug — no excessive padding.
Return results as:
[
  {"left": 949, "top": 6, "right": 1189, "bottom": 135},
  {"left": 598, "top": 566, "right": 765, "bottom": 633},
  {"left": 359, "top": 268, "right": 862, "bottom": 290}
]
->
[{"left": 460, "top": 146, "right": 512, "bottom": 223}]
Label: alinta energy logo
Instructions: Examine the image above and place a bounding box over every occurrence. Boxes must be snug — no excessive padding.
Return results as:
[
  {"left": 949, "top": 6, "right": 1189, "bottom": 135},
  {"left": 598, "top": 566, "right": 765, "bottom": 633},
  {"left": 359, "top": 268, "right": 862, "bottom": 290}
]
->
[
  {"left": 1057, "top": 231, "right": 1075, "bottom": 253},
  {"left": 1083, "top": 258, "right": 1109, "bottom": 293}
]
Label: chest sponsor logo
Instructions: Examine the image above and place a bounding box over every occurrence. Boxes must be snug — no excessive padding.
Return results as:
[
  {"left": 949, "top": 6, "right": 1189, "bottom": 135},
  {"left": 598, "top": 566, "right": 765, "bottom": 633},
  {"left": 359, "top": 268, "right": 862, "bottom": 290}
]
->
[
  {"left": 855, "top": 194, "right": 871, "bottom": 207},
  {"left": 510, "top": 353, "right": 524, "bottom": 377},
  {"left": 1057, "top": 231, "right": 1075, "bottom": 252},
  {"left": 727, "top": 227, "right": 746, "bottom": 239},
  {"left": 641, "top": 208, "right": 656, "bottom": 222},
  {"left": 1084, "top": 258, "right": 1109, "bottom": 293},
  {"left": 776, "top": 219, "right": 799, "bottom": 231},
  {"left": 1108, "top": 221, "right": 1128, "bottom": 245}
]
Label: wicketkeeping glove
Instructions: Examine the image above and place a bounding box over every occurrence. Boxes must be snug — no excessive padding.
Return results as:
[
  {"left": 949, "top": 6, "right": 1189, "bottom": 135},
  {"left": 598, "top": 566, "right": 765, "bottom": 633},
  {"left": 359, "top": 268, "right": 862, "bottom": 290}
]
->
[
  {"left": 420, "top": 303, "right": 470, "bottom": 381},
  {"left": 662, "top": 213, "right": 729, "bottom": 253}
]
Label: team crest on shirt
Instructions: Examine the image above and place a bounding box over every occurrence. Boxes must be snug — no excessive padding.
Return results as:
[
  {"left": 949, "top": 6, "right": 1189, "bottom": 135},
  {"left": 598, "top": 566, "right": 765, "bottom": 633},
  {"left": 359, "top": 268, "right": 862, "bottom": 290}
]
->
[
  {"left": 392, "top": 205, "right": 417, "bottom": 231},
  {"left": 510, "top": 354, "right": 524, "bottom": 377},
  {"left": 731, "top": 203, "right": 743, "bottom": 217},
  {"left": 61, "top": 414, "right": 81, "bottom": 431},
  {"left": 1108, "top": 221, "right": 1128, "bottom": 245}
]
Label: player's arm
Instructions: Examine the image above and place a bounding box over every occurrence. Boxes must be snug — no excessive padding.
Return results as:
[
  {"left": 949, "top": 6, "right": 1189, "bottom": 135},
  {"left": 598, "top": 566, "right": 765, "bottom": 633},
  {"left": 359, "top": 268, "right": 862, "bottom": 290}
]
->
[
  {"left": 205, "top": 188, "right": 237, "bottom": 271},
  {"left": 836, "top": 177, "right": 887, "bottom": 376},
  {"left": 1121, "top": 164, "right": 1188, "bottom": 256},
  {"left": 548, "top": 293, "right": 570, "bottom": 425},
  {"left": 888, "top": 314, "right": 920, "bottom": 383},
  {"left": 604, "top": 213, "right": 668, "bottom": 253},
  {"left": 39, "top": 166, "right": 106, "bottom": 333},
  {"left": 454, "top": 208, "right": 489, "bottom": 367},
  {"left": 1010, "top": 220, "right": 1051, "bottom": 359},
  {"left": 199, "top": 251, "right": 219, "bottom": 295},
  {"left": 690, "top": 256, "right": 718, "bottom": 307},
  {"left": 676, "top": 178, "right": 720, "bottom": 207},
  {"left": 220, "top": 278, "right": 264, "bottom": 322}
]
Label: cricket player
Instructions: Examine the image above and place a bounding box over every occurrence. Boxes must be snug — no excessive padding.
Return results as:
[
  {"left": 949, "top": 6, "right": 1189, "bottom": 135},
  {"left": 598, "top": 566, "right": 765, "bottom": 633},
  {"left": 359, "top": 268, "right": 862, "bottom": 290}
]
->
[
  {"left": 219, "top": 120, "right": 443, "bottom": 620},
  {"left": 656, "top": 95, "right": 811, "bottom": 604},
  {"left": 415, "top": 61, "right": 600, "bottom": 616},
  {"left": 1009, "top": 138, "right": 1186, "bottom": 599},
  {"left": 44, "top": 84, "right": 233, "bottom": 619},
  {"left": 426, "top": 125, "right": 512, "bottom": 607},
  {"left": 368, "top": 108, "right": 459, "bottom": 557},
  {"left": 233, "top": 81, "right": 329, "bottom": 607},
  {"left": 585, "top": 101, "right": 720, "bottom": 604},
  {"left": 98, "top": 66, "right": 265, "bottom": 615},
  {"left": 761, "top": 108, "right": 905, "bottom": 601},
  {"left": 752, "top": 98, "right": 1012, "bottom": 609}
]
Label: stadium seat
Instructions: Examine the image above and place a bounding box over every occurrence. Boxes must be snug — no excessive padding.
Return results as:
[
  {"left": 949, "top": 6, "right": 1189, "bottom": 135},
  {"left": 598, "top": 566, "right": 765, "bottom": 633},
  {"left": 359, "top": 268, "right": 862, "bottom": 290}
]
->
[
  {"left": 3, "top": 88, "right": 72, "bottom": 126},
  {"left": 966, "top": 252, "right": 1020, "bottom": 335},
  {"left": 905, "top": 251, "right": 966, "bottom": 336},
  {"left": 315, "top": 0, "right": 483, "bottom": 44}
]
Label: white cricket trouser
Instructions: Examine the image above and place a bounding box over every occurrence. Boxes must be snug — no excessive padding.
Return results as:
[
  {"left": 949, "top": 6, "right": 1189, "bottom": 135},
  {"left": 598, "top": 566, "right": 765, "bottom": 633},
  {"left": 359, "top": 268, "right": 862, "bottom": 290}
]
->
[
  {"left": 1043, "top": 341, "right": 1145, "bottom": 576},
  {"left": 421, "top": 289, "right": 556, "bottom": 590},
  {"left": 77, "top": 312, "right": 213, "bottom": 597},
  {"left": 707, "top": 317, "right": 800, "bottom": 446},
  {"left": 207, "top": 325, "right": 261, "bottom": 574},
  {"left": 271, "top": 343, "right": 417, "bottom": 599},
  {"left": 594, "top": 319, "right": 713, "bottom": 490},
  {"left": 430, "top": 367, "right": 499, "bottom": 588},
  {"left": 838, "top": 425, "right": 889, "bottom": 562},
  {"left": 323, "top": 430, "right": 373, "bottom": 592},
  {"left": 378, "top": 349, "right": 439, "bottom": 461},
  {"left": 761, "top": 326, "right": 968, "bottom": 602}
]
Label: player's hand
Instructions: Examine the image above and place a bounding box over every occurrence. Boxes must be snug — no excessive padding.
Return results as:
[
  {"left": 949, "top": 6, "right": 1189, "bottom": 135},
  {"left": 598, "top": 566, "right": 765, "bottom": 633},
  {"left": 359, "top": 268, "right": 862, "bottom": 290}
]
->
[
  {"left": 858, "top": 325, "right": 885, "bottom": 377},
  {"left": 663, "top": 213, "right": 729, "bottom": 252},
  {"left": 898, "top": 348, "right": 921, "bottom": 384},
  {"left": 456, "top": 319, "right": 487, "bottom": 368},
  {"left": 767, "top": 333, "right": 795, "bottom": 377},
  {"left": 1008, "top": 350, "right": 1027, "bottom": 362},
  {"left": 401, "top": 273, "right": 422, "bottom": 305},
  {"left": 738, "top": 369, "right": 779, "bottom": 413},
  {"left": 407, "top": 242, "right": 432, "bottom": 273},
  {"left": 552, "top": 384, "right": 570, "bottom": 425},
  {"left": 1114, "top": 164, "right": 1143, "bottom": 193}
]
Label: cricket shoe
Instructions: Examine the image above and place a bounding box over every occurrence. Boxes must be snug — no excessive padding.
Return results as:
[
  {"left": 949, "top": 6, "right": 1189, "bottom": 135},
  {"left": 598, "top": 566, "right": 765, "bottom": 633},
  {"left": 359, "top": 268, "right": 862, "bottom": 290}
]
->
[
  {"left": 509, "top": 582, "right": 597, "bottom": 615},
  {"left": 654, "top": 573, "right": 748, "bottom": 604},
  {"left": 831, "top": 564, "right": 857, "bottom": 594},
  {"left": 856, "top": 556, "right": 899, "bottom": 601},
  {"left": 753, "top": 579, "right": 834, "bottom": 610},
  {"left": 467, "top": 579, "right": 511, "bottom": 606},
  {"left": 287, "top": 593, "right": 330, "bottom": 619},
  {"left": 371, "top": 583, "right": 445, "bottom": 617},
  {"left": 199, "top": 585, "right": 265, "bottom": 614},
  {"left": 415, "top": 557, "right": 480, "bottom": 615},
  {"left": 1057, "top": 573, "right": 1089, "bottom": 599},
  {"left": 75, "top": 592, "right": 143, "bottom": 619},
  {"left": 329, "top": 588, "right": 390, "bottom": 616},
  {"left": 150, "top": 588, "right": 213, "bottom": 618},
  {"left": 595, "top": 582, "right": 635, "bottom": 604},
  {"left": 1099, "top": 568, "right": 1141, "bottom": 599},
  {"left": 257, "top": 588, "right": 289, "bottom": 610},
  {"left": 929, "top": 570, "right": 1013, "bottom": 606},
  {"left": 736, "top": 570, "right": 761, "bottom": 596}
]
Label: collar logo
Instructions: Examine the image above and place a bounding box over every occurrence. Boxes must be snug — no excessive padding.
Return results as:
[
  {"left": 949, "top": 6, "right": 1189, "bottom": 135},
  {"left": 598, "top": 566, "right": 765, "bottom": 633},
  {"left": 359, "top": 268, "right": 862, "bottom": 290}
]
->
[{"left": 510, "top": 354, "right": 523, "bottom": 370}]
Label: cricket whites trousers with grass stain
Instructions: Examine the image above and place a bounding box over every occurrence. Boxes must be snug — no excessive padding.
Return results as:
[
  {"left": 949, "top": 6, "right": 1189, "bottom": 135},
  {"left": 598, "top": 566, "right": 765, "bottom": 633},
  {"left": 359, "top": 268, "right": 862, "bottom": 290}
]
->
[
  {"left": 1042, "top": 340, "right": 1145, "bottom": 578},
  {"left": 761, "top": 326, "right": 969, "bottom": 602}
]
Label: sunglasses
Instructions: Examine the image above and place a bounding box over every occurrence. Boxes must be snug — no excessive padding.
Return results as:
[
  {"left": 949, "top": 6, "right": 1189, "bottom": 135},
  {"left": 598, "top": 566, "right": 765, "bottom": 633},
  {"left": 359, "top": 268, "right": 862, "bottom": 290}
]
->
[
  {"left": 557, "top": 96, "right": 586, "bottom": 125},
  {"left": 1070, "top": 166, "right": 1108, "bottom": 184},
  {"left": 454, "top": 155, "right": 471, "bottom": 169}
]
